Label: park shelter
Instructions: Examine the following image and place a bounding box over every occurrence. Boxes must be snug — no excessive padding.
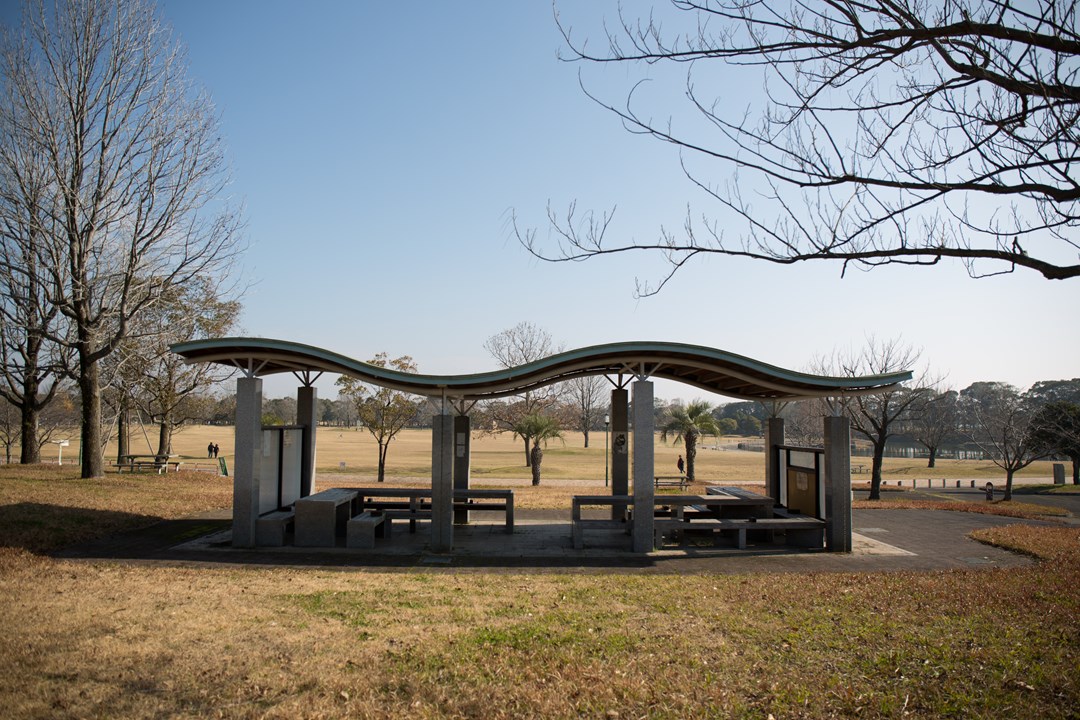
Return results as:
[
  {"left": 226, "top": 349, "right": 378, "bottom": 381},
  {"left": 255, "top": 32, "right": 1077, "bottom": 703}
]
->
[{"left": 172, "top": 338, "right": 911, "bottom": 554}]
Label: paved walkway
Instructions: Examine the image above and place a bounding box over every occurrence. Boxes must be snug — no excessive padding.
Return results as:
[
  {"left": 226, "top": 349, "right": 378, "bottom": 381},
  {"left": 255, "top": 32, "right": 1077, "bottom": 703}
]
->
[{"left": 55, "top": 493, "right": 1074, "bottom": 574}]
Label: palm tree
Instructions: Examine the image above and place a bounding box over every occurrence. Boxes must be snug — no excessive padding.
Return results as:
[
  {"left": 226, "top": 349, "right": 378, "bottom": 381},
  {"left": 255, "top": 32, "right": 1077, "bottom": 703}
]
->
[
  {"left": 661, "top": 401, "right": 719, "bottom": 482},
  {"left": 513, "top": 414, "right": 563, "bottom": 486}
]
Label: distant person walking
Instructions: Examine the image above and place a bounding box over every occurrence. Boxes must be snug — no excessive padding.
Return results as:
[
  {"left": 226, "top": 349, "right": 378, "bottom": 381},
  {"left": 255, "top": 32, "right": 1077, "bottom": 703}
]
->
[
  {"left": 212, "top": 443, "right": 220, "bottom": 459},
  {"left": 677, "top": 455, "right": 685, "bottom": 475},
  {"left": 207, "top": 442, "right": 214, "bottom": 459}
]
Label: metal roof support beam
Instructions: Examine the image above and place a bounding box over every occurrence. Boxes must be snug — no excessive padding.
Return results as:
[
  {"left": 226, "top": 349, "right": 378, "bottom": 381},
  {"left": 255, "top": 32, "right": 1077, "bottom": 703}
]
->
[{"left": 292, "top": 370, "right": 323, "bottom": 388}]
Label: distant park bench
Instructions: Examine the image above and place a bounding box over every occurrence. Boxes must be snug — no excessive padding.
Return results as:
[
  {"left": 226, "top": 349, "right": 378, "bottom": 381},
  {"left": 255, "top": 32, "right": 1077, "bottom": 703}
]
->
[
  {"left": 113, "top": 455, "right": 182, "bottom": 474},
  {"left": 654, "top": 475, "right": 690, "bottom": 490}
]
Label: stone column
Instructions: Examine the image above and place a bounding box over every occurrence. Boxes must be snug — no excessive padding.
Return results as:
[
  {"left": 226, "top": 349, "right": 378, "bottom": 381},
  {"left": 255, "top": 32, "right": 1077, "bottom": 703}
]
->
[
  {"left": 823, "top": 414, "right": 852, "bottom": 552},
  {"left": 631, "top": 379, "right": 655, "bottom": 553},
  {"left": 610, "top": 387, "right": 629, "bottom": 520},
  {"left": 296, "top": 385, "right": 318, "bottom": 498},
  {"left": 431, "top": 410, "right": 454, "bottom": 553},
  {"left": 453, "top": 414, "right": 471, "bottom": 524},
  {"left": 233, "top": 376, "right": 263, "bottom": 548},
  {"left": 765, "top": 416, "right": 785, "bottom": 503}
]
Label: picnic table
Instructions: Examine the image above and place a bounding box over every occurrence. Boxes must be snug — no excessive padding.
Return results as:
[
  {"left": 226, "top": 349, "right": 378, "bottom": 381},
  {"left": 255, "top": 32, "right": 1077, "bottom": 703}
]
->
[
  {"left": 294, "top": 488, "right": 358, "bottom": 547},
  {"left": 115, "top": 454, "right": 182, "bottom": 473},
  {"left": 651, "top": 486, "right": 823, "bottom": 549},
  {"left": 654, "top": 475, "right": 690, "bottom": 490},
  {"left": 349, "top": 486, "right": 515, "bottom": 534}
]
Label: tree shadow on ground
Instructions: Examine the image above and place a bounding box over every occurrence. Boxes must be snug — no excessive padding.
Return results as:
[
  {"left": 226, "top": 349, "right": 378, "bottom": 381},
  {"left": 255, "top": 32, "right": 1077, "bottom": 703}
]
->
[{"left": 0, "top": 502, "right": 164, "bottom": 554}]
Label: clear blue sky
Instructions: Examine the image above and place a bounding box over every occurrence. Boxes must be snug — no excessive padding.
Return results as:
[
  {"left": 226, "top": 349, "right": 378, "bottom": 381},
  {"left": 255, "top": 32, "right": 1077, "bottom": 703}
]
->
[{"left": 6, "top": 1, "right": 1079, "bottom": 402}]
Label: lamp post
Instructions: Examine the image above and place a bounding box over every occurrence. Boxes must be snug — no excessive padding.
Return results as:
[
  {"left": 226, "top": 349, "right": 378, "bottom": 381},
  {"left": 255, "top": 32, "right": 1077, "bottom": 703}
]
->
[{"left": 604, "top": 414, "right": 610, "bottom": 487}]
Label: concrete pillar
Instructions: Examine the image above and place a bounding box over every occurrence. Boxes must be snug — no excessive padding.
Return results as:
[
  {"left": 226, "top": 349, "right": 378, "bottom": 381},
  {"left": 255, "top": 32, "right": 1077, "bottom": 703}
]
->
[
  {"left": 610, "top": 387, "right": 629, "bottom": 520},
  {"left": 631, "top": 379, "right": 655, "bottom": 553},
  {"left": 823, "top": 414, "right": 852, "bottom": 553},
  {"left": 453, "top": 414, "right": 471, "bottom": 524},
  {"left": 765, "top": 416, "right": 785, "bottom": 503},
  {"left": 431, "top": 411, "right": 454, "bottom": 553},
  {"left": 233, "top": 376, "right": 263, "bottom": 548},
  {"left": 296, "top": 385, "right": 318, "bottom": 498}
]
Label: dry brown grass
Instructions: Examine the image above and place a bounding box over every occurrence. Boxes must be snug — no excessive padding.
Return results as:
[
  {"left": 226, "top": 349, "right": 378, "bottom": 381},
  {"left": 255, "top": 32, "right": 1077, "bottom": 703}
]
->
[
  {"left": 970, "top": 525, "right": 1080, "bottom": 566},
  {"left": 1, "top": 466, "right": 1078, "bottom": 717},
  {"left": 853, "top": 497, "right": 1069, "bottom": 520},
  {"left": 31, "top": 423, "right": 1066, "bottom": 483},
  {"left": 0, "top": 543, "right": 1077, "bottom": 718},
  {"left": 0, "top": 464, "right": 231, "bottom": 553}
]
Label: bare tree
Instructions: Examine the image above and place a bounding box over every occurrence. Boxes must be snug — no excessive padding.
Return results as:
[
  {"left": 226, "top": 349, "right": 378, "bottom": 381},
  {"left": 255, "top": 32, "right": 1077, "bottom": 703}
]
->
[
  {"left": 0, "top": 396, "right": 17, "bottom": 463},
  {"left": 819, "top": 338, "right": 929, "bottom": 500},
  {"left": 482, "top": 322, "right": 563, "bottom": 466},
  {"left": 962, "top": 383, "right": 1044, "bottom": 500},
  {"left": 0, "top": 88, "right": 70, "bottom": 463},
  {"left": 124, "top": 276, "right": 240, "bottom": 457},
  {"left": 910, "top": 389, "right": 959, "bottom": 468},
  {"left": 336, "top": 354, "right": 420, "bottom": 483},
  {"left": 0, "top": 0, "right": 243, "bottom": 477},
  {"left": 1028, "top": 400, "right": 1080, "bottom": 485},
  {"left": 780, "top": 399, "right": 824, "bottom": 449},
  {"left": 520, "top": 1, "right": 1080, "bottom": 291},
  {"left": 565, "top": 374, "right": 606, "bottom": 447}
]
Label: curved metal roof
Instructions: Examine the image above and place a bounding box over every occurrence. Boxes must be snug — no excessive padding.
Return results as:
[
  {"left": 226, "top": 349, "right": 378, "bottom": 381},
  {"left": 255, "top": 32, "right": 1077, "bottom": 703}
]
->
[{"left": 172, "top": 337, "right": 912, "bottom": 401}]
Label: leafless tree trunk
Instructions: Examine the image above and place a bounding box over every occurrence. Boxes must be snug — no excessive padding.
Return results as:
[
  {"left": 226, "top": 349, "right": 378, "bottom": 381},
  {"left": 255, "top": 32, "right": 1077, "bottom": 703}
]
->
[
  {"left": 567, "top": 374, "right": 606, "bottom": 448},
  {"left": 911, "top": 389, "right": 959, "bottom": 469},
  {"left": 0, "top": 117, "right": 69, "bottom": 463},
  {"left": 115, "top": 391, "right": 129, "bottom": 463},
  {"left": 482, "top": 322, "right": 563, "bottom": 466},
  {"left": 0, "top": 0, "right": 243, "bottom": 477},
  {"left": 519, "top": 2, "right": 1080, "bottom": 290},
  {"left": 819, "top": 338, "right": 930, "bottom": 500},
  {"left": 123, "top": 277, "right": 240, "bottom": 458},
  {"left": 335, "top": 354, "right": 420, "bottom": 484},
  {"left": 962, "top": 383, "right": 1044, "bottom": 501}
]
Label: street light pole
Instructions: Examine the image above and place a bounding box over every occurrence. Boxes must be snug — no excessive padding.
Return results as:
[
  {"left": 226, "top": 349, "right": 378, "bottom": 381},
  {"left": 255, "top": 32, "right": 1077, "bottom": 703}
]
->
[{"left": 604, "top": 414, "right": 610, "bottom": 488}]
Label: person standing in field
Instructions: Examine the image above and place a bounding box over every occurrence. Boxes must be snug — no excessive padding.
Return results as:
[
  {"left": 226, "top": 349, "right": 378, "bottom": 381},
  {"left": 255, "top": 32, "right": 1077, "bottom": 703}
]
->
[
  {"left": 213, "top": 443, "right": 220, "bottom": 458},
  {"left": 207, "top": 442, "right": 214, "bottom": 459},
  {"left": 677, "top": 455, "right": 685, "bottom": 475}
]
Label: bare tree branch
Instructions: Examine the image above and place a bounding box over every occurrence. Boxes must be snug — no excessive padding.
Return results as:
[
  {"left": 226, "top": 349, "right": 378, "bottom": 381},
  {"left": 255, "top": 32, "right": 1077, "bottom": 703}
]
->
[{"left": 524, "top": 1, "right": 1080, "bottom": 291}]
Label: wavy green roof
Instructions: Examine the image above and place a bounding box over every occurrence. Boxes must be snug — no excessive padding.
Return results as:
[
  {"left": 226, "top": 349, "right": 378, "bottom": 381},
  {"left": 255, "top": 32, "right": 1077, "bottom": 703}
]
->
[{"left": 171, "top": 337, "right": 912, "bottom": 401}]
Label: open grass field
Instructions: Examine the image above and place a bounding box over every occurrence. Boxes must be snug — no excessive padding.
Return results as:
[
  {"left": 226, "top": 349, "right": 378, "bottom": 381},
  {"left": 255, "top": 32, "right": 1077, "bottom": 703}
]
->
[
  {"left": 1, "top": 464, "right": 1078, "bottom": 718},
  {"left": 34, "top": 423, "right": 1071, "bottom": 485}
]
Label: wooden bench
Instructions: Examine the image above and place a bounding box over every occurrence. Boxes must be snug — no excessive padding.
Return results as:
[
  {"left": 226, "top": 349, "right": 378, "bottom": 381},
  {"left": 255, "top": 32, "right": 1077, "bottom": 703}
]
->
[
  {"left": 454, "top": 489, "right": 514, "bottom": 533},
  {"left": 255, "top": 509, "right": 295, "bottom": 547},
  {"left": 113, "top": 461, "right": 182, "bottom": 474},
  {"left": 346, "top": 511, "right": 386, "bottom": 549},
  {"left": 654, "top": 475, "right": 690, "bottom": 490}
]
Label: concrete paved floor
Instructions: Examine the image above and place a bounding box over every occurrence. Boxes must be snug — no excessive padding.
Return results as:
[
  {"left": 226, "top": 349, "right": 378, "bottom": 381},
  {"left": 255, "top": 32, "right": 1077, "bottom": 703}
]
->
[{"left": 56, "top": 493, "right": 1073, "bottom": 574}]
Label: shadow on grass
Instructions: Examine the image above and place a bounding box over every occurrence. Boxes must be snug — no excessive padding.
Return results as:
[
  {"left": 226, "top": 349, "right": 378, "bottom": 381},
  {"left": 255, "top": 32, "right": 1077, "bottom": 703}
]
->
[
  {"left": 0, "top": 502, "right": 228, "bottom": 557},
  {"left": 0, "top": 502, "right": 166, "bottom": 554},
  {"left": 1012, "top": 483, "right": 1080, "bottom": 495}
]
